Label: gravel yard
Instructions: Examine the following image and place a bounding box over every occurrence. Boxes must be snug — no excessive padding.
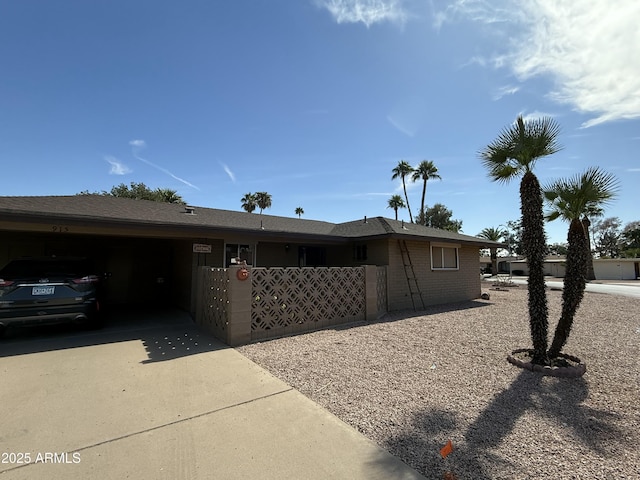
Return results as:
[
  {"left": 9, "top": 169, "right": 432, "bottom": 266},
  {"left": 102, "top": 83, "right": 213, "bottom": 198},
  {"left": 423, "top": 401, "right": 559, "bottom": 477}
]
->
[{"left": 237, "top": 284, "right": 640, "bottom": 479}]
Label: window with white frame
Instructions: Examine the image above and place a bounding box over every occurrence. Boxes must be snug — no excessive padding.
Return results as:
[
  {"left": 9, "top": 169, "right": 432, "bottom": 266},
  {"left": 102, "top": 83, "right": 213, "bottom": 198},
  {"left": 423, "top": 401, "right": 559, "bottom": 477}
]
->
[{"left": 430, "top": 243, "right": 459, "bottom": 270}]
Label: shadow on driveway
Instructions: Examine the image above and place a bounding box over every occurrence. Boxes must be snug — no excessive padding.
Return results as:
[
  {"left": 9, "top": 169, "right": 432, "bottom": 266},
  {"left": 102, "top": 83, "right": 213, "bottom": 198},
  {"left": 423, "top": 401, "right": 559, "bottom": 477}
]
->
[{"left": 0, "top": 306, "right": 226, "bottom": 363}]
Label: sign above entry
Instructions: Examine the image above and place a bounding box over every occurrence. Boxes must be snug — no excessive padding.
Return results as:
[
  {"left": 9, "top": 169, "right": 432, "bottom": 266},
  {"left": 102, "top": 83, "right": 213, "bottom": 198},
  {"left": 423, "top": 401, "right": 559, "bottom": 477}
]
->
[{"left": 193, "top": 243, "right": 212, "bottom": 253}]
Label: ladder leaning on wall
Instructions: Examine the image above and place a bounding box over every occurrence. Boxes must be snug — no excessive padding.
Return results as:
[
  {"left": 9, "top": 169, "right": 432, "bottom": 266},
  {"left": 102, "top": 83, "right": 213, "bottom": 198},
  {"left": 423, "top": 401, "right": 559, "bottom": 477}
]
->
[{"left": 398, "top": 240, "right": 425, "bottom": 310}]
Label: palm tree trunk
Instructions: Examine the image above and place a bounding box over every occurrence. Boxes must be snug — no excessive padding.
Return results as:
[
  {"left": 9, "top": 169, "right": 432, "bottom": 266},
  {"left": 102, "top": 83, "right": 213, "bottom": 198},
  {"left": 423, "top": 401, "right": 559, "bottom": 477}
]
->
[
  {"left": 490, "top": 248, "right": 498, "bottom": 275},
  {"left": 582, "top": 216, "right": 596, "bottom": 280},
  {"left": 520, "top": 171, "right": 549, "bottom": 365},
  {"left": 419, "top": 180, "right": 427, "bottom": 226},
  {"left": 402, "top": 179, "right": 413, "bottom": 223},
  {"left": 548, "top": 219, "right": 588, "bottom": 358}
]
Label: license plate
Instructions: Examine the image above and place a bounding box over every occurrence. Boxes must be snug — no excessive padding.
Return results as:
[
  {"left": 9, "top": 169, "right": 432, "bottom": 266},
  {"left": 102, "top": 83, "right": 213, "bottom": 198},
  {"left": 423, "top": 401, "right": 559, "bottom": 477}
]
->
[{"left": 32, "top": 286, "right": 55, "bottom": 295}]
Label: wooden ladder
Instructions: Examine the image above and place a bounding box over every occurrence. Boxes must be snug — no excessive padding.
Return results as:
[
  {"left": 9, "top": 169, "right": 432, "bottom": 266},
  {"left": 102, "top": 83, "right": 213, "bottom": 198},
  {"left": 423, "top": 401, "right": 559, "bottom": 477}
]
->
[{"left": 398, "top": 240, "right": 425, "bottom": 310}]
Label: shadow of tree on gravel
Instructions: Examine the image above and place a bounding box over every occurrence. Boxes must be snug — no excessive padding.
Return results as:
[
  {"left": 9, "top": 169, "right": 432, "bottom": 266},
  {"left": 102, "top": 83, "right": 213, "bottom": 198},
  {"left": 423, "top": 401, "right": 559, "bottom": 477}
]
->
[
  {"left": 366, "top": 408, "right": 461, "bottom": 479},
  {"left": 371, "top": 371, "right": 630, "bottom": 479}
]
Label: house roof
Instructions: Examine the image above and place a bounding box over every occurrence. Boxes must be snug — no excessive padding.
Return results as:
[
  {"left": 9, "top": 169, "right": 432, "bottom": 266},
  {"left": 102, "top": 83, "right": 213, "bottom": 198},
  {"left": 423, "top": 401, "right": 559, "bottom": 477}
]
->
[
  {"left": 0, "top": 195, "right": 502, "bottom": 247},
  {"left": 330, "top": 216, "right": 501, "bottom": 247}
]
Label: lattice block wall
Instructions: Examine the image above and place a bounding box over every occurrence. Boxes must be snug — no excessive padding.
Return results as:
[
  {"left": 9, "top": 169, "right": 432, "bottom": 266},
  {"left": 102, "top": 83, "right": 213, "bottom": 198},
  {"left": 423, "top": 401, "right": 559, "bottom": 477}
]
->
[
  {"left": 197, "top": 267, "right": 229, "bottom": 340},
  {"left": 251, "top": 267, "right": 365, "bottom": 339}
]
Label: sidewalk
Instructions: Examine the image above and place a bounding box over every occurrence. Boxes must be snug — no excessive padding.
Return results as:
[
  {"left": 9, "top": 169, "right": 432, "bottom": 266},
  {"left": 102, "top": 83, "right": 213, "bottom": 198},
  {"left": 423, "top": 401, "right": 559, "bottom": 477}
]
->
[{"left": 0, "top": 318, "right": 424, "bottom": 480}]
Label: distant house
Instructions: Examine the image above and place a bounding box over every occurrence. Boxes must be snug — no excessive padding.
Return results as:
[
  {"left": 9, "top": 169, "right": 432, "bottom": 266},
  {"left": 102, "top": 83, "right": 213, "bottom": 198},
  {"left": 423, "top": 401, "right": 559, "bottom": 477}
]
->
[
  {"left": 506, "top": 256, "right": 639, "bottom": 280},
  {"left": 0, "top": 195, "right": 502, "bottom": 319}
]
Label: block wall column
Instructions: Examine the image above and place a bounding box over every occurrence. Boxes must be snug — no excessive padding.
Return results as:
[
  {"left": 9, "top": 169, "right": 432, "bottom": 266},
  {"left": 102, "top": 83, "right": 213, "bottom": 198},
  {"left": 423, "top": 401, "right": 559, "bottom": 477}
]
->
[{"left": 225, "top": 266, "right": 253, "bottom": 346}]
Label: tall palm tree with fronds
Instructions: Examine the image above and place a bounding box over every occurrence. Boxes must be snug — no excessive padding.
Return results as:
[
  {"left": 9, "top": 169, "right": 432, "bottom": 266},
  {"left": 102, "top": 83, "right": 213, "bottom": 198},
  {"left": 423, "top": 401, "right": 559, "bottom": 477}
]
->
[
  {"left": 241, "top": 193, "right": 257, "bottom": 213},
  {"left": 255, "top": 192, "right": 272, "bottom": 214},
  {"left": 543, "top": 167, "right": 619, "bottom": 358},
  {"left": 412, "top": 160, "right": 441, "bottom": 225},
  {"left": 480, "top": 115, "right": 562, "bottom": 366},
  {"left": 387, "top": 194, "right": 406, "bottom": 220},
  {"left": 295, "top": 207, "right": 304, "bottom": 218},
  {"left": 391, "top": 160, "right": 414, "bottom": 223},
  {"left": 477, "top": 227, "right": 506, "bottom": 275}
]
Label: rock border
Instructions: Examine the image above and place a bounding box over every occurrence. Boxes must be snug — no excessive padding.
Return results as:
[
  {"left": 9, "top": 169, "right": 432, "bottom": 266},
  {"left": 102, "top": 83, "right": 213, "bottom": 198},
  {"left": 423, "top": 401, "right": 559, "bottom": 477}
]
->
[{"left": 507, "top": 348, "right": 587, "bottom": 378}]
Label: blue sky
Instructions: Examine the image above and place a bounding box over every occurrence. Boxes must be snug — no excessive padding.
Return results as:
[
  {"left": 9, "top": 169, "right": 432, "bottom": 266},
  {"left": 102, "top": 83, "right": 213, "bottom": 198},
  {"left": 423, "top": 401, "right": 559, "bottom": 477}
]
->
[{"left": 1, "top": 0, "right": 638, "bottom": 244}]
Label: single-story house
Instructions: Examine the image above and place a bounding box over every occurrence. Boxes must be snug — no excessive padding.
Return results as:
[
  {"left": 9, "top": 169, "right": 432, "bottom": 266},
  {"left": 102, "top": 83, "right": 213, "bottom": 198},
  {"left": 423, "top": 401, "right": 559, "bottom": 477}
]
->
[
  {"left": 0, "top": 195, "right": 502, "bottom": 336},
  {"left": 506, "top": 257, "right": 639, "bottom": 280}
]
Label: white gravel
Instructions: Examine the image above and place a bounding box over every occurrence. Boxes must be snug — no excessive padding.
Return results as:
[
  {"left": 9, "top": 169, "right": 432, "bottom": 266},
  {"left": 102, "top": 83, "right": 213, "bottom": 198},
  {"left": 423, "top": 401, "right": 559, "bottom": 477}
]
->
[{"left": 237, "top": 284, "right": 640, "bottom": 479}]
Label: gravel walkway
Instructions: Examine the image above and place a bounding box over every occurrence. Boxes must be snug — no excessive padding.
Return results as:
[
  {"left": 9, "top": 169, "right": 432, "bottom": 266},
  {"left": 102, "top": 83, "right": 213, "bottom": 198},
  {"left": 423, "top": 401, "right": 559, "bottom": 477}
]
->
[{"left": 237, "top": 285, "right": 640, "bottom": 479}]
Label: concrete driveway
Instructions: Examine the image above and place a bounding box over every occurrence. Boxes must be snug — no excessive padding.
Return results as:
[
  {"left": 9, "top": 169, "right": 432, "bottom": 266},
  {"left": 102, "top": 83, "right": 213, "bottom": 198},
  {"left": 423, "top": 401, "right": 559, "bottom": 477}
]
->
[{"left": 0, "top": 309, "right": 423, "bottom": 480}]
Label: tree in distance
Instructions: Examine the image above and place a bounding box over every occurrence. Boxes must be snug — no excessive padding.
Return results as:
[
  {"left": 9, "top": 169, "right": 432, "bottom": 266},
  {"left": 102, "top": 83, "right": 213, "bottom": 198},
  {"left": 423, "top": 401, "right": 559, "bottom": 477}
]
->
[
  {"left": 387, "top": 194, "right": 406, "bottom": 220},
  {"left": 255, "top": 192, "right": 272, "bottom": 214},
  {"left": 412, "top": 160, "right": 441, "bottom": 226},
  {"left": 391, "top": 160, "right": 415, "bottom": 223},
  {"left": 241, "top": 193, "right": 257, "bottom": 213},
  {"left": 78, "top": 182, "right": 185, "bottom": 204}
]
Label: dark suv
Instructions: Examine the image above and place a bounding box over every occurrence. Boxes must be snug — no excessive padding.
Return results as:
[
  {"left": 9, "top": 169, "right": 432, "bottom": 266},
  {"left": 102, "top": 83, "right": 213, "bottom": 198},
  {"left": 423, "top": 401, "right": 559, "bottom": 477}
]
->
[{"left": 0, "top": 257, "right": 104, "bottom": 336}]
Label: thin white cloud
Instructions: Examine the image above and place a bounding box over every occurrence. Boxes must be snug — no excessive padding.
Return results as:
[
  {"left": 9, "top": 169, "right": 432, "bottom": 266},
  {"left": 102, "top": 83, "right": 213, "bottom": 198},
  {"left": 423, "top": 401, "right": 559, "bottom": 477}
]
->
[
  {"left": 105, "top": 156, "right": 131, "bottom": 175},
  {"left": 220, "top": 162, "right": 236, "bottom": 183},
  {"left": 437, "top": 0, "right": 640, "bottom": 128},
  {"left": 387, "top": 115, "right": 416, "bottom": 137},
  {"left": 492, "top": 85, "right": 519, "bottom": 101},
  {"left": 129, "top": 139, "right": 200, "bottom": 190},
  {"left": 316, "top": 0, "right": 409, "bottom": 27},
  {"left": 627, "top": 168, "right": 640, "bottom": 172}
]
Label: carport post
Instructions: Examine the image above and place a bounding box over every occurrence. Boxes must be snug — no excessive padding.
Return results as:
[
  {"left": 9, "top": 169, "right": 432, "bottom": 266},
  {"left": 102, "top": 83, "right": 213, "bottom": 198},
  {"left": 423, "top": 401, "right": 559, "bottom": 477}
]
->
[
  {"left": 364, "top": 265, "right": 378, "bottom": 321},
  {"left": 225, "top": 266, "right": 252, "bottom": 346}
]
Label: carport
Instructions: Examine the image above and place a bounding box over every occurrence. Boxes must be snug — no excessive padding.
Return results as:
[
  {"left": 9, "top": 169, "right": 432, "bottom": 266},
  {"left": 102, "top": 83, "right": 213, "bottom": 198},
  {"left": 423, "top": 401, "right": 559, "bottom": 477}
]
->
[{"left": 0, "top": 230, "right": 192, "bottom": 308}]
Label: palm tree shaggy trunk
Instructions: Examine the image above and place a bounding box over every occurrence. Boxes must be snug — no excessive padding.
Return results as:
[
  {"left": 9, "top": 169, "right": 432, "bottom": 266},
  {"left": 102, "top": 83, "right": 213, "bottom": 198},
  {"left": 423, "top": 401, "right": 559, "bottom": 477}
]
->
[
  {"left": 548, "top": 219, "right": 589, "bottom": 358},
  {"left": 520, "top": 171, "right": 549, "bottom": 365},
  {"left": 582, "top": 216, "right": 596, "bottom": 281}
]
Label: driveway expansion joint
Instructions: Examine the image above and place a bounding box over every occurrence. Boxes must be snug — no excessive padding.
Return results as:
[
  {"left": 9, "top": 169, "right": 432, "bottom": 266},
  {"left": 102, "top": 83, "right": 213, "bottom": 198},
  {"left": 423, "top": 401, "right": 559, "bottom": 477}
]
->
[{"left": 0, "top": 387, "right": 294, "bottom": 475}]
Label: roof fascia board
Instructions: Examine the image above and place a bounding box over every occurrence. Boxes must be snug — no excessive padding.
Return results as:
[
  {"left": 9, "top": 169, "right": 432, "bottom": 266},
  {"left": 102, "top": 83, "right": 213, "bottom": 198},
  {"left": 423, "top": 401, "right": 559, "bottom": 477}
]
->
[{"left": 0, "top": 213, "right": 348, "bottom": 243}]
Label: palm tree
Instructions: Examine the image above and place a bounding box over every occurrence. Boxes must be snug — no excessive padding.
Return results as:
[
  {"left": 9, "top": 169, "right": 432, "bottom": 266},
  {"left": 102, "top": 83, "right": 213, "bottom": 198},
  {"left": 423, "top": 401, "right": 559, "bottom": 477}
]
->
[
  {"left": 155, "top": 188, "right": 185, "bottom": 204},
  {"left": 480, "top": 115, "right": 562, "bottom": 366},
  {"left": 295, "top": 207, "right": 304, "bottom": 218},
  {"left": 255, "top": 192, "right": 272, "bottom": 214},
  {"left": 477, "top": 227, "right": 506, "bottom": 276},
  {"left": 412, "top": 160, "right": 441, "bottom": 225},
  {"left": 391, "top": 160, "right": 414, "bottom": 223},
  {"left": 387, "top": 195, "right": 406, "bottom": 220},
  {"left": 543, "top": 167, "right": 619, "bottom": 358},
  {"left": 241, "top": 193, "right": 257, "bottom": 213}
]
